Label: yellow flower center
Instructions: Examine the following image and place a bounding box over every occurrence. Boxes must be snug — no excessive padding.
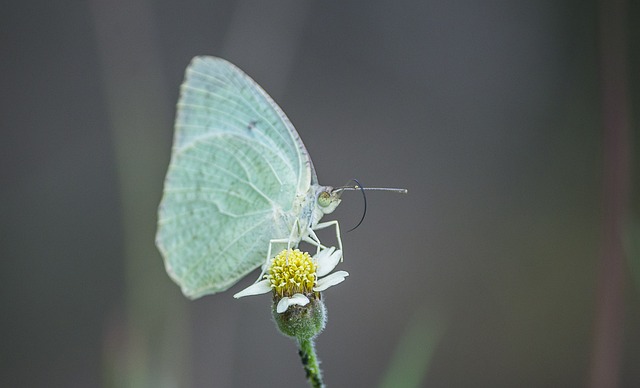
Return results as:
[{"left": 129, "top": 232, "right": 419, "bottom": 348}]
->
[{"left": 268, "top": 249, "right": 317, "bottom": 297}]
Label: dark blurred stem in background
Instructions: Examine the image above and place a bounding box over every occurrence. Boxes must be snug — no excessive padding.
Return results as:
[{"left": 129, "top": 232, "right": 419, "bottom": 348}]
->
[
  {"left": 90, "top": 0, "right": 189, "bottom": 386},
  {"left": 589, "top": 0, "right": 631, "bottom": 387}
]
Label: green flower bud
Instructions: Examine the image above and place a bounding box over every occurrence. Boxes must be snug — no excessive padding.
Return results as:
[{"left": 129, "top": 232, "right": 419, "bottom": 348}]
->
[{"left": 273, "top": 296, "right": 326, "bottom": 340}]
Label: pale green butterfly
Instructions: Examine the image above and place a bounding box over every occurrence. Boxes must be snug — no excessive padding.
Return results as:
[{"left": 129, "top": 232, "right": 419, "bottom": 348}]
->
[{"left": 156, "top": 56, "right": 404, "bottom": 299}]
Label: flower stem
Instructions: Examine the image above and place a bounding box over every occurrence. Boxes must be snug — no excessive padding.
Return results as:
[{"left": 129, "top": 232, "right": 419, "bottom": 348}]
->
[{"left": 297, "top": 338, "right": 324, "bottom": 388}]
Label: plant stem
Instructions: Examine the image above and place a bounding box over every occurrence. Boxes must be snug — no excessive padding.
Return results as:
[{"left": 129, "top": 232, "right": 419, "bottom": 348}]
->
[
  {"left": 589, "top": 0, "right": 630, "bottom": 387},
  {"left": 297, "top": 338, "right": 324, "bottom": 388}
]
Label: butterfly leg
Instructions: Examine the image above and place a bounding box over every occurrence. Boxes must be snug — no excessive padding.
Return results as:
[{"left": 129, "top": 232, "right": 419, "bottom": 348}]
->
[
  {"left": 310, "top": 220, "right": 343, "bottom": 260},
  {"left": 254, "top": 237, "right": 290, "bottom": 282},
  {"left": 256, "top": 220, "right": 302, "bottom": 281},
  {"left": 303, "top": 229, "right": 328, "bottom": 255}
]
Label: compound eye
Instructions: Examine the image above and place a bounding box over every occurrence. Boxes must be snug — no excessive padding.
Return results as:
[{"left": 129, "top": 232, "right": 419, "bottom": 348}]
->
[{"left": 317, "top": 191, "right": 331, "bottom": 207}]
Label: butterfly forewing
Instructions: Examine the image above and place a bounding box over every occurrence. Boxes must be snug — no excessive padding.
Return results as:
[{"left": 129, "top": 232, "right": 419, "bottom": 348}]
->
[
  {"left": 175, "top": 56, "right": 315, "bottom": 188},
  {"left": 156, "top": 57, "right": 313, "bottom": 298}
]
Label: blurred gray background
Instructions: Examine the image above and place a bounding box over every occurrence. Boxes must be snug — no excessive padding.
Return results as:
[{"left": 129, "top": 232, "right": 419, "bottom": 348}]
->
[{"left": 2, "top": 0, "right": 639, "bottom": 387}]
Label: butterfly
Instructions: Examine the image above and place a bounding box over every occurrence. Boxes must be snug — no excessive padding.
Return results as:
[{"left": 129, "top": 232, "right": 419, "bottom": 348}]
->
[{"left": 156, "top": 57, "right": 345, "bottom": 299}]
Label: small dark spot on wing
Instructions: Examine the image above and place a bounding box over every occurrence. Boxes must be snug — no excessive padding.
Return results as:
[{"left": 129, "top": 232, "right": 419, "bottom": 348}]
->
[{"left": 247, "top": 120, "right": 259, "bottom": 131}]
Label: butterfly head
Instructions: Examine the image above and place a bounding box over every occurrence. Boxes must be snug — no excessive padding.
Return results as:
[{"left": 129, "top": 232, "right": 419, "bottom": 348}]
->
[{"left": 316, "top": 187, "right": 341, "bottom": 215}]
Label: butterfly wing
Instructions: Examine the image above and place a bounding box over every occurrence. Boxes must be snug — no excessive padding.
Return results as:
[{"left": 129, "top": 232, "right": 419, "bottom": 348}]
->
[
  {"left": 156, "top": 56, "right": 314, "bottom": 299},
  {"left": 173, "top": 56, "right": 316, "bottom": 187}
]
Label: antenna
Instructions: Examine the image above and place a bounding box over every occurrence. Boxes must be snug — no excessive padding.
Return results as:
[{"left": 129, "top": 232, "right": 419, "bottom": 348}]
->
[
  {"left": 332, "top": 179, "right": 407, "bottom": 232},
  {"left": 333, "top": 186, "right": 408, "bottom": 195}
]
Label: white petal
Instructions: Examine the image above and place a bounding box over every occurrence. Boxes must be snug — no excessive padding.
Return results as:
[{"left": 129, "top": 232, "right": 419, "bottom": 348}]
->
[
  {"left": 315, "top": 247, "right": 342, "bottom": 277},
  {"left": 313, "top": 270, "right": 349, "bottom": 292},
  {"left": 289, "top": 293, "right": 310, "bottom": 306},
  {"left": 233, "top": 279, "right": 272, "bottom": 298},
  {"left": 276, "top": 293, "right": 310, "bottom": 313},
  {"left": 313, "top": 246, "right": 334, "bottom": 263}
]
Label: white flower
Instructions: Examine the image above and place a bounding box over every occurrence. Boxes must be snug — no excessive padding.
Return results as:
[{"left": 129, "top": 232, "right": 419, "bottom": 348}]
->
[{"left": 233, "top": 247, "right": 349, "bottom": 313}]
